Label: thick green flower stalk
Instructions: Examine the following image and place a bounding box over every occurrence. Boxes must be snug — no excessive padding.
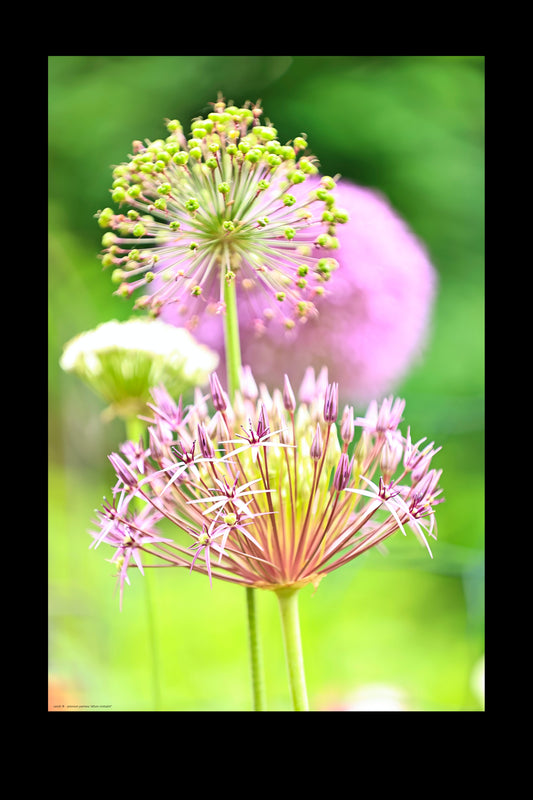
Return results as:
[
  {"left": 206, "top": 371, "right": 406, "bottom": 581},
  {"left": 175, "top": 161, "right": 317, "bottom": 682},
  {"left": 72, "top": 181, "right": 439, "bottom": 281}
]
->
[{"left": 97, "top": 98, "right": 347, "bottom": 332}]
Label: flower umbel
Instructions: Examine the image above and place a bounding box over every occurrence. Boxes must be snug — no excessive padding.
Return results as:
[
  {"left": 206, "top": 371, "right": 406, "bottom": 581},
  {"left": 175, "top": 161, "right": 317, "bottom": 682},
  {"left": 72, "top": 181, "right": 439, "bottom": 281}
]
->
[
  {"left": 94, "top": 367, "right": 444, "bottom": 602},
  {"left": 97, "top": 98, "right": 347, "bottom": 329},
  {"left": 60, "top": 318, "right": 218, "bottom": 420}
]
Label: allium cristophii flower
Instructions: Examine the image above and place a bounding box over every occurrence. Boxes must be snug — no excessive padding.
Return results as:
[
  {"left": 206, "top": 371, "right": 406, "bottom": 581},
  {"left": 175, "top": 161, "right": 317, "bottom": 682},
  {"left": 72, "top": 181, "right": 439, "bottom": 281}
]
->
[
  {"left": 162, "top": 179, "right": 437, "bottom": 403},
  {"left": 60, "top": 318, "right": 218, "bottom": 420},
  {"left": 97, "top": 98, "right": 347, "bottom": 329},
  {"left": 92, "top": 367, "right": 444, "bottom": 603}
]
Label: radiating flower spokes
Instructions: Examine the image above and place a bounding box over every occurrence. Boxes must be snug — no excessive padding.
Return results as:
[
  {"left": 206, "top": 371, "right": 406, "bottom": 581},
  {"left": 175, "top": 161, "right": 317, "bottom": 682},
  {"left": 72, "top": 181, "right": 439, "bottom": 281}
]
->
[
  {"left": 93, "top": 368, "right": 444, "bottom": 605},
  {"left": 90, "top": 499, "right": 171, "bottom": 608},
  {"left": 97, "top": 99, "right": 348, "bottom": 330},
  {"left": 223, "top": 423, "right": 295, "bottom": 463},
  {"left": 343, "top": 474, "right": 437, "bottom": 561},
  {"left": 186, "top": 474, "right": 272, "bottom": 518}
]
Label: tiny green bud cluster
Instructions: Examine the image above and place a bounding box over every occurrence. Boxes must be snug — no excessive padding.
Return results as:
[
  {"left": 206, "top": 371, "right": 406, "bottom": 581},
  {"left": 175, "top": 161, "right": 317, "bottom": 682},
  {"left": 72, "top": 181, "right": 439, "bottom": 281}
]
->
[{"left": 96, "top": 97, "right": 348, "bottom": 329}]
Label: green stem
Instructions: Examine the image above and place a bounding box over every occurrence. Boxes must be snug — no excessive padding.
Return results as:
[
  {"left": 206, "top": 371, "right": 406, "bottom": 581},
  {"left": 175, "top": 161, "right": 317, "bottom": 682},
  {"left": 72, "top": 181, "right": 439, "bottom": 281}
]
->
[
  {"left": 223, "top": 276, "right": 267, "bottom": 712},
  {"left": 125, "top": 415, "right": 145, "bottom": 449},
  {"left": 126, "top": 415, "right": 162, "bottom": 712},
  {"left": 223, "top": 275, "right": 243, "bottom": 399},
  {"left": 246, "top": 584, "right": 267, "bottom": 712},
  {"left": 276, "top": 588, "right": 309, "bottom": 711}
]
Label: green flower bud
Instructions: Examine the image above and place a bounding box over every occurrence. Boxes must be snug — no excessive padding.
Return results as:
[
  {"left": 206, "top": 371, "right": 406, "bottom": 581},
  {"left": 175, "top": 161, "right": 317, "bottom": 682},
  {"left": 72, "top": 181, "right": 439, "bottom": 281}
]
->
[
  {"left": 185, "top": 198, "right": 200, "bottom": 213},
  {"left": 102, "top": 232, "right": 116, "bottom": 247},
  {"left": 283, "top": 194, "right": 296, "bottom": 206},
  {"left": 173, "top": 151, "right": 189, "bottom": 166},
  {"left": 279, "top": 145, "right": 296, "bottom": 160},
  {"left": 289, "top": 170, "right": 306, "bottom": 184},
  {"left": 98, "top": 208, "right": 114, "bottom": 228},
  {"left": 169, "top": 221, "right": 181, "bottom": 231},
  {"left": 144, "top": 271, "right": 155, "bottom": 283},
  {"left": 167, "top": 119, "right": 182, "bottom": 132},
  {"left": 284, "top": 227, "right": 295, "bottom": 240},
  {"left": 294, "top": 136, "right": 307, "bottom": 150},
  {"left": 256, "top": 125, "right": 278, "bottom": 141},
  {"left": 189, "top": 147, "right": 202, "bottom": 160},
  {"left": 111, "top": 268, "right": 124, "bottom": 283},
  {"left": 245, "top": 148, "right": 262, "bottom": 163},
  {"left": 112, "top": 187, "right": 127, "bottom": 203},
  {"left": 334, "top": 208, "right": 349, "bottom": 223},
  {"left": 267, "top": 154, "right": 282, "bottom": 169},
  {"left": 133, "top": 223, "right": 146, "bottom": 238},
  {"left": 320, "top": 176, "right": 336, "bottom": 190},
  {"left": 298, "top": 158, "right": 317, "bottom": 174},
  {"left": 112, "top": 165, "right": 128, "bottom": 179},
  {"left": 154, "top": 198, "right": 167, "bottom": 210},
  {"left": 218, "top": 182, "right": 230, "bottom": 195},
  {"left": 127, "top": 185, "right": 141, "bottom": 199}
]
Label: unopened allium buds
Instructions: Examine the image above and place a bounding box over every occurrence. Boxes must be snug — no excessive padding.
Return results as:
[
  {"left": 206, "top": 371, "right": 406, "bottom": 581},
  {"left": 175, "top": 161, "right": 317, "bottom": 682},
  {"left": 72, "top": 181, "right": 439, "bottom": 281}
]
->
[{"left": 97, "top": 99, "right": 347, "bottom": 330}]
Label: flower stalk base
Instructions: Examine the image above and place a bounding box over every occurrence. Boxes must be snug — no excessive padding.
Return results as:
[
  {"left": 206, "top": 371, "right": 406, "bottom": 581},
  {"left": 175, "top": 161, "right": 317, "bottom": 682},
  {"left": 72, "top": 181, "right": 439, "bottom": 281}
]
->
[{"left": 276, "top": 587, "right": 309, "bottom": 711}]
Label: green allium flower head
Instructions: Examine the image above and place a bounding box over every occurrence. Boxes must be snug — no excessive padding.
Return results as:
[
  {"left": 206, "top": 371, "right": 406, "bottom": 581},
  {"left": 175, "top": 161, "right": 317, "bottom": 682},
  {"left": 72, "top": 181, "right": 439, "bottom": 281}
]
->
[
  {"left": 96, "top": 97, "right": 348, "bottom": 330},
  {"left": 60, "top": 318, "right": 219, "bottom": 420}
]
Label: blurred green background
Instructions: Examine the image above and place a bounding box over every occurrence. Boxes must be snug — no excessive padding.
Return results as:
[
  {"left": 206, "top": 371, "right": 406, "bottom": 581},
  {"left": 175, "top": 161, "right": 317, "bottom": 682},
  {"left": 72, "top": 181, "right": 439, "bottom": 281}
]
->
[{"left": 48, "top": 55, "right": 484, "bottom": 711}]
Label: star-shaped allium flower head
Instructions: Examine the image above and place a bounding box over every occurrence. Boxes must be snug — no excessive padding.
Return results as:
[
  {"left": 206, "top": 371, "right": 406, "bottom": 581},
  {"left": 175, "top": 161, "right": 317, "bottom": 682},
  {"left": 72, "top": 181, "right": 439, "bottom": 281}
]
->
[
  {"left": 93, "top": 367, "right": 444, "bottom": 605},
  {"left": 97, "top": 97, "right": 348, "bottom": 330}
]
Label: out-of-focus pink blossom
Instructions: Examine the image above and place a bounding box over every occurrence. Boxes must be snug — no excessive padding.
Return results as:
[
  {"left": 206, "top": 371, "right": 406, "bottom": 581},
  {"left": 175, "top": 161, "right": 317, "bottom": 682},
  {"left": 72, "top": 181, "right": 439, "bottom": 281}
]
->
[{"left": 158, "top": 179, "right": 437, "bottom": 405}]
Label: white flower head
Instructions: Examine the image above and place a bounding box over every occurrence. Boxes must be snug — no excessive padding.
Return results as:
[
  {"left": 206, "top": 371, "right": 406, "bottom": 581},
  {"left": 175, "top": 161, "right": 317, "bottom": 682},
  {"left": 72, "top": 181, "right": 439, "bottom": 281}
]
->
[{"left": 60, "top": 317, "right": 219, "bottom": 419}]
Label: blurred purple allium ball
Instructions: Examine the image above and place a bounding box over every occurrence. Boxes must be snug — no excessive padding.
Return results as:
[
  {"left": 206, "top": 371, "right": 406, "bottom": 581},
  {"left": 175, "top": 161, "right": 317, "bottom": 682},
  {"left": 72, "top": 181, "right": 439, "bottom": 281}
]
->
[{"left": 157, "top": 178, "right": 437, "bottom": 405}]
